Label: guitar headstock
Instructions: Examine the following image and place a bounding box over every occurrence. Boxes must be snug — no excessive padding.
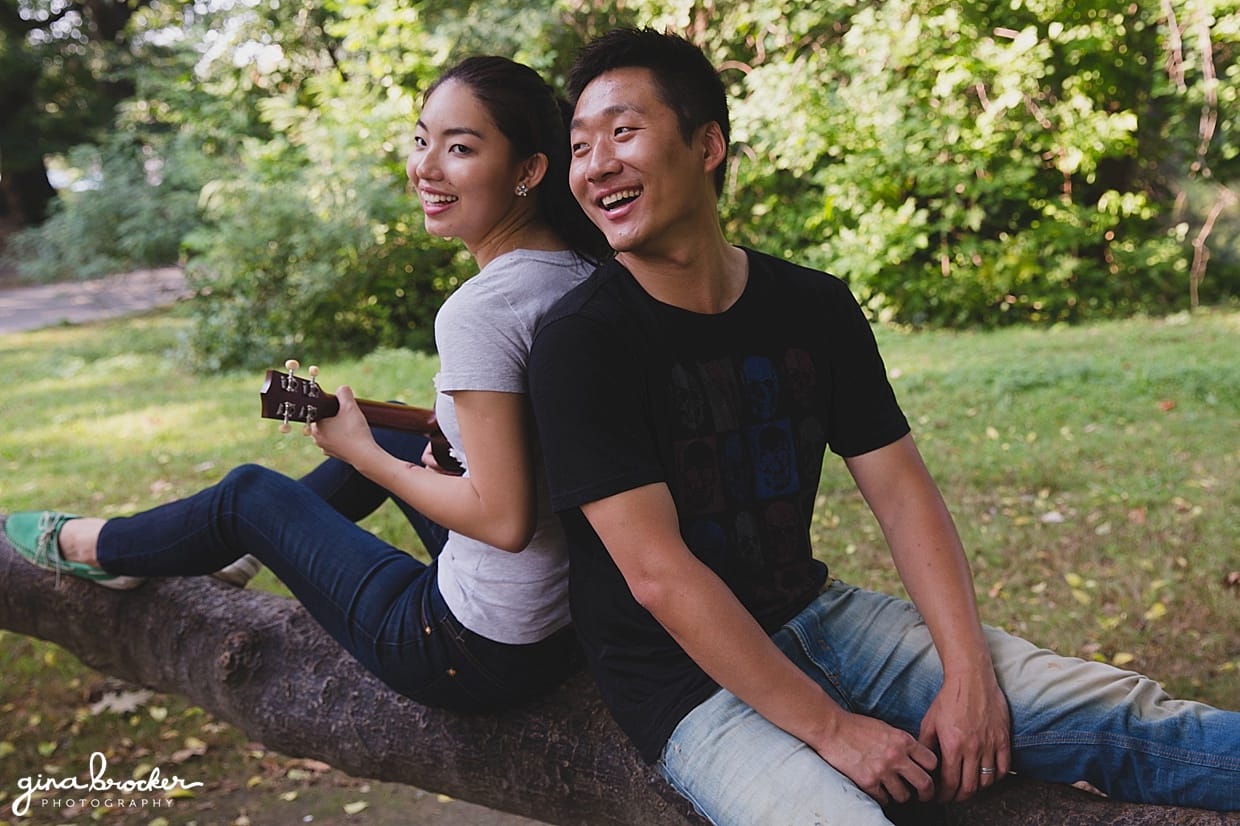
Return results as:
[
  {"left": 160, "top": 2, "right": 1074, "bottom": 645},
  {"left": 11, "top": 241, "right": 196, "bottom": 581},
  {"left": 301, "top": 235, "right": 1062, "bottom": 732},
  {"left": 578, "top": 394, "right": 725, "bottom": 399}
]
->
[{"left": 259, "top": 360, "right": 340, "bottom": 433}]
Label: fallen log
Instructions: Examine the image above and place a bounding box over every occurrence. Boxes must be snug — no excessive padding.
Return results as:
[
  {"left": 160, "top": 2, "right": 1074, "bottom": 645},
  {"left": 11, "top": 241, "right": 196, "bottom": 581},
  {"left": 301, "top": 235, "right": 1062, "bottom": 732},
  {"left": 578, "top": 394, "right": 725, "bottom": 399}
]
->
[{"left": 1, "top": 520, "right": 1235, "bottom": 825}]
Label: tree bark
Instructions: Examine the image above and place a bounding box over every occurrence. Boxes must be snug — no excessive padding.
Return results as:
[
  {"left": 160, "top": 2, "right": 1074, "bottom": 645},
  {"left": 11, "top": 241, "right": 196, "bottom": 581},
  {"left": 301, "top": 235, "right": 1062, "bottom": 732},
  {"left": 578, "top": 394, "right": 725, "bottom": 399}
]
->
[{"left": 1, "top": 519, "right": 1235, "bottom": 826}]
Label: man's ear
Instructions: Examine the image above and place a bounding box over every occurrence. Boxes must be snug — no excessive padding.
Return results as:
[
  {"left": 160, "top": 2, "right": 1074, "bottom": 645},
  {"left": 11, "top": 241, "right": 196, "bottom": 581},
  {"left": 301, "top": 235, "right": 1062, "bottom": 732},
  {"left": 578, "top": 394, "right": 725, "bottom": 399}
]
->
[
  {"left": 700, "top": 121, "right": 728, "bottom": 178},
  {"left": 520, "top": 152, "right": 551, "bottom": 192}
]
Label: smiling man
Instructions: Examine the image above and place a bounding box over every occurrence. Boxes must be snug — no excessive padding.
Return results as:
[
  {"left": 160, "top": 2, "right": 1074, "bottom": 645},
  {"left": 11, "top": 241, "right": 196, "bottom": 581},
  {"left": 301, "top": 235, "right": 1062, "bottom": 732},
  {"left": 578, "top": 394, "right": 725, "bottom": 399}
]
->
[{"left": 527, "top": 27, "right": 1240, "bottom": 825}]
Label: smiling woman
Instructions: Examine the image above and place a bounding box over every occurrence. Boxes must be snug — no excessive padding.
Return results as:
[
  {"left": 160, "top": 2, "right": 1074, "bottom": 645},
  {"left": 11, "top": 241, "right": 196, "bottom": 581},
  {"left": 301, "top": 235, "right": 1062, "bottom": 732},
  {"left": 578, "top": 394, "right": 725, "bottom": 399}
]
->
[{"left": 3, "top": 55, "right": 609, "bottom": 716}]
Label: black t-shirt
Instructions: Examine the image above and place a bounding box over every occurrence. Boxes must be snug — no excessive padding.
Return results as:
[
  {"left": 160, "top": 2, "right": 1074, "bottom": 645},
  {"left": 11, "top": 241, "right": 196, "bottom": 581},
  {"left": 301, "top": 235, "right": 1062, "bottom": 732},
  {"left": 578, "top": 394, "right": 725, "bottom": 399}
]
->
[{"left": 528, "top": 248, "right": 910, "bottom": 763}]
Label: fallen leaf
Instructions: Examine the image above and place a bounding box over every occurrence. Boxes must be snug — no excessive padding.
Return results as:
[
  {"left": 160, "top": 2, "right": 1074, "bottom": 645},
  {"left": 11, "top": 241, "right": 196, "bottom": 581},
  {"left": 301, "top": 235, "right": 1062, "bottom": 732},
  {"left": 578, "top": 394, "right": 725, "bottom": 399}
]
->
[
  {"left": 343, "top": 801, "right": 369, "bottom": 815},
  {"left": 90, "top": 689, "right": 154, "bottom": 716},
  {"left": 1144, "top": 601, "right": 1168, "bottom": 621},
  {"left": 1157, "top": 399, "right": 1175, "bottom": 412},
  {"left": 293, "top": 758, "right": 332, "bottom": 773},
  {"left": 1112, "top": 652, "right": 1136, "bottom": 667}
]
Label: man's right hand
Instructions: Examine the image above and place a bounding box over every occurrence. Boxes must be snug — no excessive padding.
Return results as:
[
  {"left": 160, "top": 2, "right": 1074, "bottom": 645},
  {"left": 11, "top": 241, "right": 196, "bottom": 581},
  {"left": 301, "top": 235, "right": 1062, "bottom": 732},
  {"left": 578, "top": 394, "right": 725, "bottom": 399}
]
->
[{"left": 811, "top": 710, "right": 938, "bottom": 806}]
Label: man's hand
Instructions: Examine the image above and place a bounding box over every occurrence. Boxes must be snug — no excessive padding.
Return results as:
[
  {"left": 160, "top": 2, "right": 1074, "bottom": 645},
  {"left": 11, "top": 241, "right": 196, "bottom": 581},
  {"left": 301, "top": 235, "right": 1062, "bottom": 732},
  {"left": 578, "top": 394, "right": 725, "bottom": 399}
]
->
[
  {"left": 918, "top": 669, "right": 1012, "bottom": 802},
  {"left": 812, "top": 712, "right": 939, "bottom": 806}
]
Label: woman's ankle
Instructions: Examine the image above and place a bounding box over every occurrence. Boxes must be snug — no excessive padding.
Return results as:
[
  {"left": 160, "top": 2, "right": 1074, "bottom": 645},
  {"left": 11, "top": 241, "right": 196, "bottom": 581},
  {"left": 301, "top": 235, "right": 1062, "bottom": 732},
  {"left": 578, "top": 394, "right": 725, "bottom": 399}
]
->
[{"left": 58, "top": 518, "right": 105, "bottom": 566}]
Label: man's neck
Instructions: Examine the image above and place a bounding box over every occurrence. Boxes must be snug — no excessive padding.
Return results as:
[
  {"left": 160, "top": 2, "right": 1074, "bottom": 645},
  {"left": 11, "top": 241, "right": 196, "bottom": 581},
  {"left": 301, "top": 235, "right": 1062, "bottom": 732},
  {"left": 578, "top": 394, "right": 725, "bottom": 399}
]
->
[{"left": 618, "top": 237, "right": 748, "bottom": 315}]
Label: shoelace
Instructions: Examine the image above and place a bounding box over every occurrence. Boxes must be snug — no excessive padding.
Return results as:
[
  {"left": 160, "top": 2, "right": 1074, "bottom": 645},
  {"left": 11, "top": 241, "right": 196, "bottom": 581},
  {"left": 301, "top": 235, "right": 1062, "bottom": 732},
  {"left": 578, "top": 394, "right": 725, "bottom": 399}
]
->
[{"left": 35, "top": 511, "right": 66, "bottom": 586}]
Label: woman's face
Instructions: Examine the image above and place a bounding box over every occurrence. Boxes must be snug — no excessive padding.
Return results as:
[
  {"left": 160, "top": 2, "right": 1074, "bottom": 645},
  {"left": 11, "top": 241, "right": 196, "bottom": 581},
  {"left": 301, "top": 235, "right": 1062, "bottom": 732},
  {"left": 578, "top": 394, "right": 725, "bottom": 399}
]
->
[{"left": 407, "top": 79, "right": 525, "bottom": 252}]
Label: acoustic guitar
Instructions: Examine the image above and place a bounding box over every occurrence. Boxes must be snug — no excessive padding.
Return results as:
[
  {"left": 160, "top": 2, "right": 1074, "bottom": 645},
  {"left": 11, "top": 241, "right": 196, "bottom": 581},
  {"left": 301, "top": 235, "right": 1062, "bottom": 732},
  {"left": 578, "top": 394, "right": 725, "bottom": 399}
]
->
[{"left": 259, "top": 359, "right": 464, "bottom": 475}]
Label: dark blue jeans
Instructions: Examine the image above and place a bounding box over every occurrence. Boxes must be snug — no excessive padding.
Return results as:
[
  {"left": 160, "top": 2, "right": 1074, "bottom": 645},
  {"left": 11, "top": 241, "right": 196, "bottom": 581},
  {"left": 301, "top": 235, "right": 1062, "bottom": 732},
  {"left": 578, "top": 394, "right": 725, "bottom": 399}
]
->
[{"left": 97, "top": 429, "right": 580, "bottom": 711}]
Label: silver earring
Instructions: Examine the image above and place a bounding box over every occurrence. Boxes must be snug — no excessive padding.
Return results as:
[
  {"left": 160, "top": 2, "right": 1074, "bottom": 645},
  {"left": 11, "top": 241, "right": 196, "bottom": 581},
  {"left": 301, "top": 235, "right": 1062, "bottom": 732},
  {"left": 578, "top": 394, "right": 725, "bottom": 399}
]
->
[{"left": 515, "top": 183, "right": 529, "bottom": 197}]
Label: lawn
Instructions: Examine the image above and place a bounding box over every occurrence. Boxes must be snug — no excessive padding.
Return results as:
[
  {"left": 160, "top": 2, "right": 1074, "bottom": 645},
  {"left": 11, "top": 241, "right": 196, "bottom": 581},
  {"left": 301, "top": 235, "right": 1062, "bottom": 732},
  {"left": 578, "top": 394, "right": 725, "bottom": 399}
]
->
[{"left": 0, "top": 304, "right": 1237, "bottom": 823}]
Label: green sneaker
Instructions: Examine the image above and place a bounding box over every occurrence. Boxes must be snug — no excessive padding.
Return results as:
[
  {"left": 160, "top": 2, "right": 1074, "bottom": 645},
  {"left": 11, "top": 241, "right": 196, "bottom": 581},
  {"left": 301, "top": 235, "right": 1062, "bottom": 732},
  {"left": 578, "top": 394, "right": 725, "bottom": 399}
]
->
[{"left": 3, "top": 511, "right": 144, "bottom": 590}]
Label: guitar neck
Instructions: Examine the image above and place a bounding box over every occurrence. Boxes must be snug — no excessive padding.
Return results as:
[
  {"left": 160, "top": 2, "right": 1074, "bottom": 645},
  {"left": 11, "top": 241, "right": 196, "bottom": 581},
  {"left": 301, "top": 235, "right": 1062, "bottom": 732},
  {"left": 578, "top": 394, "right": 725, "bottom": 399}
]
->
[{"left": 352, "top": 397, "right": 440, "bottom": 434}]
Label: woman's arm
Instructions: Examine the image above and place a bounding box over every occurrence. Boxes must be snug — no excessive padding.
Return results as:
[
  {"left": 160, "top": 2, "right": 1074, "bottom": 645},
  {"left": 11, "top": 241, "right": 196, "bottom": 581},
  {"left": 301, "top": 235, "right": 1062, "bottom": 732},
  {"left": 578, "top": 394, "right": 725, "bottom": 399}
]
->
[{"left": 311, "top": 386, "right": 538, "bottom": 552}]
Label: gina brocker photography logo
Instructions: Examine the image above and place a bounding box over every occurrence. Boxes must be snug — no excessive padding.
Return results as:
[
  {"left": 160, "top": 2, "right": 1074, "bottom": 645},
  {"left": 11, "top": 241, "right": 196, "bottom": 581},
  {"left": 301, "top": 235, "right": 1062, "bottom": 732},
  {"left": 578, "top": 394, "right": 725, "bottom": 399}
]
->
[{"left": 10, "top": 750, "right": 204, "bottom": 817}]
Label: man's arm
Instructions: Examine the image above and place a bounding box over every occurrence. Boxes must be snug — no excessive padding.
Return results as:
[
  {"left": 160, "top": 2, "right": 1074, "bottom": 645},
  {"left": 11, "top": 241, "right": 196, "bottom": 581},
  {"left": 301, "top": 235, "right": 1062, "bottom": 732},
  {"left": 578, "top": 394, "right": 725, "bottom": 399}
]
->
[
  {"left": 845, "top": 433, "right": 1012, "bottom": 802},
  {"left": 581, "top": 483, "right": 938, "bottom": 807}
]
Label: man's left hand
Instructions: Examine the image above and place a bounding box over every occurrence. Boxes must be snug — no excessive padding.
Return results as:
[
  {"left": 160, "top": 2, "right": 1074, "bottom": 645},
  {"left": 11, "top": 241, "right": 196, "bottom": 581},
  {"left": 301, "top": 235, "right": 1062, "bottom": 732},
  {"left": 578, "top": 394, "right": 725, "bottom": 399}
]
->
[{"left": 918, "top": 669, "right": 1012, "bottom": 802}]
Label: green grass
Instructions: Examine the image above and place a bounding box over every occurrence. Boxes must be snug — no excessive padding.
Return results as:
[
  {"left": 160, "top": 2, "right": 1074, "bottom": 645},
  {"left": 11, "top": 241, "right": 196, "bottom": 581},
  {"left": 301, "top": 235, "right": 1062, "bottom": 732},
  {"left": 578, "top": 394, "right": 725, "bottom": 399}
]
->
[
  {"left": 0, "top": 305, "right": 1237, "bottom": 822},
  {"left": 829, "top": 310, "right": 1240, "bottom": 707},
  {"left": 0, "top": 309, "right": 445, "bottom": 823}
]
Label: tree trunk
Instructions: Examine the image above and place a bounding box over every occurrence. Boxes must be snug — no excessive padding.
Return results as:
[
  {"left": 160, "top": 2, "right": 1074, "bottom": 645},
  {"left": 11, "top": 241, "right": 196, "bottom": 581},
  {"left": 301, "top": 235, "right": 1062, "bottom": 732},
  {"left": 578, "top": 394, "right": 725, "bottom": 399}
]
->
[{"left": 1, "top": 519, "right": 1235, "bottom": 826}]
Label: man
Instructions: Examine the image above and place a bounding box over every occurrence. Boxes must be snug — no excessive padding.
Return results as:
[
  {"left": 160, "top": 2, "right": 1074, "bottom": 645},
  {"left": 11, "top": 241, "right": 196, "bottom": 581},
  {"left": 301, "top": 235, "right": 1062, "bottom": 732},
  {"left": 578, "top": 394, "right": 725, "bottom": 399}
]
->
[{"left": 528, "top": 27, "right": 1240, "bottom": 824}]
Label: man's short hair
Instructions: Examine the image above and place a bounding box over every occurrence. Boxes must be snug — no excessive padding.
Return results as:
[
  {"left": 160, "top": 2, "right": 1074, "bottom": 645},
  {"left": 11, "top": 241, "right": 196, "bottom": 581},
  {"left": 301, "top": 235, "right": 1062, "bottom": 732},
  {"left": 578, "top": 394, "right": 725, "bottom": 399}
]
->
[{"left": 568, "top": 27, "right": 730, "bottom": 194}]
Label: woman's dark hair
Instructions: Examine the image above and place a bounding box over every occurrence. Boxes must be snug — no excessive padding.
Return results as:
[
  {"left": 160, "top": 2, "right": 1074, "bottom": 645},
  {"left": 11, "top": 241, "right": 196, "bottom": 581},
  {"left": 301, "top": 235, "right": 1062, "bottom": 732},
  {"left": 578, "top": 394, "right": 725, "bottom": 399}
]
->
[
  {"left": 568, "top": 28, "right": 730, "bottom": 195},
  {"left": 426, "top": 56, "right": 609, "bottom": 263}
]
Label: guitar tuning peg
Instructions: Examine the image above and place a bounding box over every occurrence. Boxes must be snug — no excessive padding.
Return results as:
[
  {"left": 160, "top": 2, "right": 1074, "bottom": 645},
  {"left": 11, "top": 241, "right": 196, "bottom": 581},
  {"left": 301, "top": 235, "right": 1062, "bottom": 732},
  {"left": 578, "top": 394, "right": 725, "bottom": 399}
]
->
[
  {"left": 285, "top": 359, "right": 300, "bottom": 375},
  {"left": 279, "top": 422, "right": 292, "bottom": 434},
  {"left": 303, "top": 424, "right": 312, "bottom": 437},
  {"left": 308, "top": 365, "right": 319, "bottom": 385}
]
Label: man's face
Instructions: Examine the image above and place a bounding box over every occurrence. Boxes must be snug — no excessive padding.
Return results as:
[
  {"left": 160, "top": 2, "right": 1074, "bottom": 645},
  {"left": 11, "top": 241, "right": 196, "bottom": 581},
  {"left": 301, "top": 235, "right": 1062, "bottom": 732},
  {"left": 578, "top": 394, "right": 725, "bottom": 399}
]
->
[{"left": 569, "top": 66, "right": 712, "bottom": 259}]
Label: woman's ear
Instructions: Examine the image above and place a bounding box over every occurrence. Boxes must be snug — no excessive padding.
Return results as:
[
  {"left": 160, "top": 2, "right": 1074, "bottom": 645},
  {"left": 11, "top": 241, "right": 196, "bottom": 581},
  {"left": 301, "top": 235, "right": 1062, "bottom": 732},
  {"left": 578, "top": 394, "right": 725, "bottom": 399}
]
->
[{"left": 519, "top": 152, "right": 551, "bottom": 192}]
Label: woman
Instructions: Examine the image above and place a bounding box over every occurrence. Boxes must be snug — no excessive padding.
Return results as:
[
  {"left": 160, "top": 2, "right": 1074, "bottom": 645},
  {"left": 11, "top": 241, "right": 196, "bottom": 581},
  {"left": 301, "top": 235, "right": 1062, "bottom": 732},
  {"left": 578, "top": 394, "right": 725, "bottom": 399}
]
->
[{"left": 3, "top": 56, "right": 609, "bottom": 711}]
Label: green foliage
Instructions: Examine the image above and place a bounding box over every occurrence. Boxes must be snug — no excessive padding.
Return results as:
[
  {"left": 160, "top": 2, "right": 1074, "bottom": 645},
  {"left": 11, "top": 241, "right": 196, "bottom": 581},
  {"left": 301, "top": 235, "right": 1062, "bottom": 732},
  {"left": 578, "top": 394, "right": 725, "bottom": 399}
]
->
[
  {"left": 5, "top": 142, "right": 201, "bottom": 282},
  {"left": 180, "top": 48, "right": 469, "bottom": 369},
  {"left": 7, "top": 0, "right": 1237, "bottom": 365},
  {"left": 723, "top": 0, "right": 1240, "bottom": 326}
]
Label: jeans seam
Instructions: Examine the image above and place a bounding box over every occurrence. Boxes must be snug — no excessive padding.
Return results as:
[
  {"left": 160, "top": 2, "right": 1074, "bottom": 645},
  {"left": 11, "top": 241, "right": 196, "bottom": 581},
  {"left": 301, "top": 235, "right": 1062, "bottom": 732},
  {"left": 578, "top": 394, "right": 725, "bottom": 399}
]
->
[
  {"left": 1015, "top": 730, "right": 1240, "bottom": 770},
  {"left": 783, "top": 615, "right": 853, "bottom": 713}
]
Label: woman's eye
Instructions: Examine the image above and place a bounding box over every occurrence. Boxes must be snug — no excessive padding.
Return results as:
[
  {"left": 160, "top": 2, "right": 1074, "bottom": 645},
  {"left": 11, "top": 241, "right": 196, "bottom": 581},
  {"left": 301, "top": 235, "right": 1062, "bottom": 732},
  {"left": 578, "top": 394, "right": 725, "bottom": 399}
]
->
[{"left": 450, "top": 144, "right": 472, "bottom": 155}]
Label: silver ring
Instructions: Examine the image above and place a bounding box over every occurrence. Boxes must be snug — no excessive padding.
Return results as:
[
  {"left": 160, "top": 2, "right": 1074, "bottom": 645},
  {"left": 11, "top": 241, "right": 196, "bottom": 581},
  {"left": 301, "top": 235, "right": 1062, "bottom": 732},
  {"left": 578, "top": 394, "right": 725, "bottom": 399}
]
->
[{"left": 979, "top": 767, "right": 997, "bottom": 775}]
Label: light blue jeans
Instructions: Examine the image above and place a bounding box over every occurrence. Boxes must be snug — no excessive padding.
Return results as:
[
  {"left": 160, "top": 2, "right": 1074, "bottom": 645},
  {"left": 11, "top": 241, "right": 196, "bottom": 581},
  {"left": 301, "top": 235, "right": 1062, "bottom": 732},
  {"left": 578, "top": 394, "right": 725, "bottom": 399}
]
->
[{"left": 659, "top": 580, "right": 1240, "bottom": 825}]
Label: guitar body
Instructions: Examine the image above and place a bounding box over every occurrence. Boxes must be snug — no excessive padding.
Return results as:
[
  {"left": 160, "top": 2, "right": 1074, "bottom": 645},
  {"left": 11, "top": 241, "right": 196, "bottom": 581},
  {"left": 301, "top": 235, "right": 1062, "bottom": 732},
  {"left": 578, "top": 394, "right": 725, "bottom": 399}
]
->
[{"left": 259, "top": 367, "right": 464, "bottom": 475}]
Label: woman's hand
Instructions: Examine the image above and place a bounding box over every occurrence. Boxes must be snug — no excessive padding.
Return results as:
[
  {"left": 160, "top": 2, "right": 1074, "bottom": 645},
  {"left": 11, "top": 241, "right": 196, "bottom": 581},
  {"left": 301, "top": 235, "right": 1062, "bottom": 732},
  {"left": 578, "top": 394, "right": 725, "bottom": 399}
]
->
[
  {"left": 309, "top": 385, "right": 384, "bottom": 469},
  {"left": 421, "top": 440, "right": 455, "bottom": 475}
]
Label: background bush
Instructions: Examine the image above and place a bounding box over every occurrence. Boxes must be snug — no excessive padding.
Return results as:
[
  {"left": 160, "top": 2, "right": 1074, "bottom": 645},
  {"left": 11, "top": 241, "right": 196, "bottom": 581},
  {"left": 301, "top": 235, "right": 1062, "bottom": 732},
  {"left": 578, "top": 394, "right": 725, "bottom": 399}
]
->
[{"left": 6, "top": 0, "right": 1237, "bottom": 368}]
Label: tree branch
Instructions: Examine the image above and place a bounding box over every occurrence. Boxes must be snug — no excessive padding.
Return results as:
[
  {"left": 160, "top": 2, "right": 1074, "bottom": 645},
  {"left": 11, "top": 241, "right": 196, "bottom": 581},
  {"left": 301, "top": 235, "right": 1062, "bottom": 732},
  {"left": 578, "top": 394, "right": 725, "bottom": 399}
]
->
[{"left": 1, "top": 518, "right": 1234, "bottom": 825}]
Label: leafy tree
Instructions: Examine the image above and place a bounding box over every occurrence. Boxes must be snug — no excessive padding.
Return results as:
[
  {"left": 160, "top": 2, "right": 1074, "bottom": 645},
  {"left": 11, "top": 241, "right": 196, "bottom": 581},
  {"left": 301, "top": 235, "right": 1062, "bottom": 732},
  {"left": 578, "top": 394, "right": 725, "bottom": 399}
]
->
[
  {"left": 723, "top": 0, "right": 1239, "bottom": 325},
  {"left": 5, "top": 0, "right": 1236, "bottom": 367},
  {"left": 0, "top": 0, "right": 155, "bottom": 225}
]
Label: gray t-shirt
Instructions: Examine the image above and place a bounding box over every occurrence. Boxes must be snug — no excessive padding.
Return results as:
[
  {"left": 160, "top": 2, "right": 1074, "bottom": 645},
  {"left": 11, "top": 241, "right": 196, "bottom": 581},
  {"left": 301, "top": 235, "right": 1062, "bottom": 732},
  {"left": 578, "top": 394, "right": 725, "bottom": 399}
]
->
[{"left": 433, "top": 249, "right": 594, "bottom": 644}]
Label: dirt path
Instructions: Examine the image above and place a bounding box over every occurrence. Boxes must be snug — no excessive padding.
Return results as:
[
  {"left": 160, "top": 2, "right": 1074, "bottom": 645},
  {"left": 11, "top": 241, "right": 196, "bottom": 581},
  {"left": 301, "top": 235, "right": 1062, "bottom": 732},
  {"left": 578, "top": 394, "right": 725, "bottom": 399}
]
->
[{"left": 0, "top": 267, "right": 192, "bottom": 334}]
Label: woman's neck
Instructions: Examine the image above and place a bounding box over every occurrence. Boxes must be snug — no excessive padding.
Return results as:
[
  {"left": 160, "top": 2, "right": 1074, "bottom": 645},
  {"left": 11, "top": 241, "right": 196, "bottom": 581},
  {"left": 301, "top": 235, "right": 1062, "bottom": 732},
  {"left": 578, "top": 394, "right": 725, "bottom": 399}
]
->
[{"left": 469, "top": 215, "right": 564, "bottom": 270}]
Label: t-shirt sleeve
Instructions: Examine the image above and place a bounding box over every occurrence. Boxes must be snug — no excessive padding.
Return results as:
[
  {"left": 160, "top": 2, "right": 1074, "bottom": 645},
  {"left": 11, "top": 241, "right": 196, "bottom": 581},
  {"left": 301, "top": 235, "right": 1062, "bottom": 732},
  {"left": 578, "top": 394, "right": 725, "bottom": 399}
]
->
[
  {"left": 434, "top": 282, "right": 526, "bottom": 394},
  {"left": 529, "top": 315, "right": 666, "bottom": 512},
  {"left": 822, "top": 278, "right": 910, "bottom": 457}
]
